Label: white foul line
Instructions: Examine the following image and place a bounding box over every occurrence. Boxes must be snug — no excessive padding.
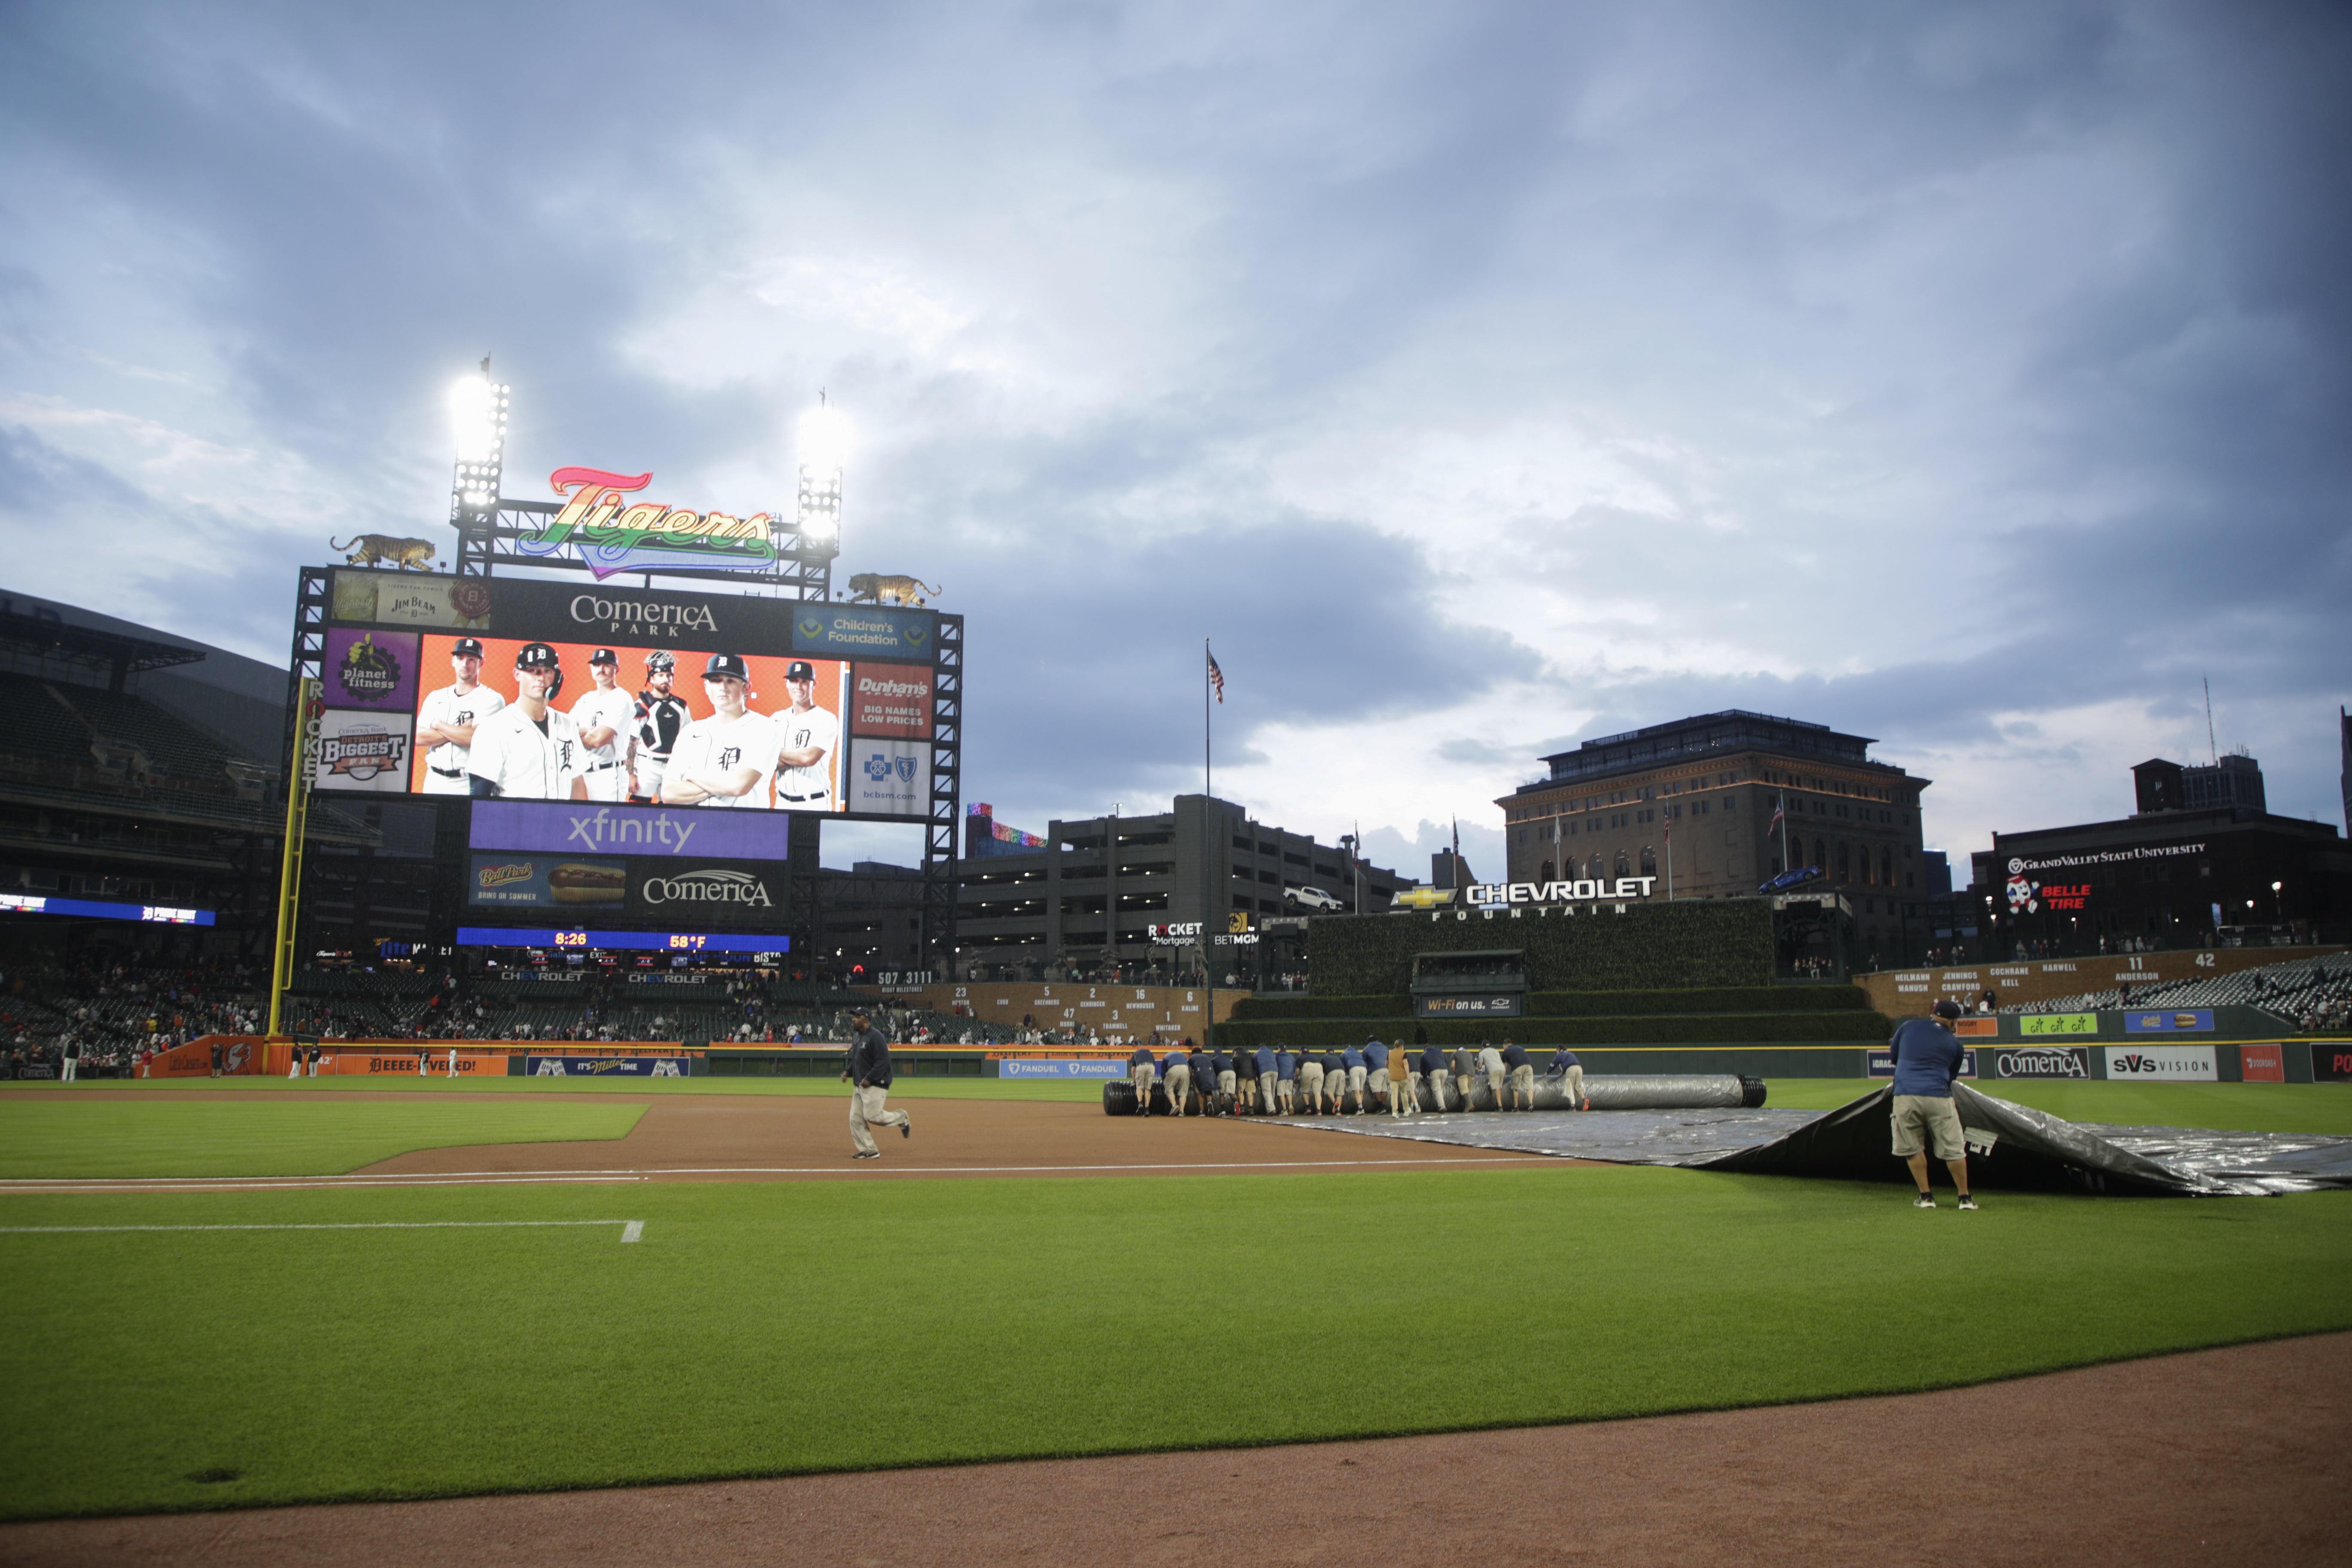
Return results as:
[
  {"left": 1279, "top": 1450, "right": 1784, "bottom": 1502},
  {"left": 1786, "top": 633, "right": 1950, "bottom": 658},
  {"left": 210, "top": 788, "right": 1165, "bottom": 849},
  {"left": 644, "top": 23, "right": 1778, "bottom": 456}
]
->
[{"left": 0, "top": 1220, "right": 645, "bottom": 1242}]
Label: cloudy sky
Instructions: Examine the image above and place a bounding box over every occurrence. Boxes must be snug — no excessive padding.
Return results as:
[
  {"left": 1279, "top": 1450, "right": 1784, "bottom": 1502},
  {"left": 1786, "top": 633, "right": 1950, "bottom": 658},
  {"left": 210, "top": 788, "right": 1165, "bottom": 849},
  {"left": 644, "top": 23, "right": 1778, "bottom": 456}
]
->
[{"left": 3, "top": 0, "right": 2346, "bottom": 879}]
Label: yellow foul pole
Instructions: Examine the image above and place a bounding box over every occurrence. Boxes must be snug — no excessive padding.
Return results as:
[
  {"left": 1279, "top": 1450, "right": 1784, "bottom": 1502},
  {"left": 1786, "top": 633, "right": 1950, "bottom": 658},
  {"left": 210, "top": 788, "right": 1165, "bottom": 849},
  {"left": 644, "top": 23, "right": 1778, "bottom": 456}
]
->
[{"left": 266, "top": 678, "right": 320, "bottom": 1038}]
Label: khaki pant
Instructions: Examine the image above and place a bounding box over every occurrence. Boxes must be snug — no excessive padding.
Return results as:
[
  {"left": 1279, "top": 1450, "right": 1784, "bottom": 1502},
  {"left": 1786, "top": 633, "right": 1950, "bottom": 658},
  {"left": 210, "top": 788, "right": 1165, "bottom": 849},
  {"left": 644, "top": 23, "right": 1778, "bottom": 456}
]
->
[
  {"left": 1259, "top": 1070, "right": 1277, "bottom": 1113},
  {"left": 1132, "top": 1062, "right": 1155, "bottom": 1106},
  {"left": 1892, "top": 1094, "right": 1965, "bottom": 1161},
  {"left": 1300, "top": 1063, "right": 1325, "bottom": 1108},
  {"left": 1424, "top": 1071, "right": 1450, "bottom": 1111},
  {"left": 851, "top": 1084, "right": 908, "bottom": 1154},
  {"left": 1367, "top": 1066, "right": 1390, "bottom": 1098},
  {"left": 1277, "top": 1079, "right": 1295, "bottom": 1112},
  {"left": 1165, "top": 1063, "right": 1191, "bottom": 1114},
  {"left": 1509, "top": 1063, "right": 1534, "bottom": 1101},
  {"left": 1556, "top": 1065, "right": 1584, "bottom": 1104},
  {"left": 1393, "top": 1070, "right": 1418, "bottom": 1116}
]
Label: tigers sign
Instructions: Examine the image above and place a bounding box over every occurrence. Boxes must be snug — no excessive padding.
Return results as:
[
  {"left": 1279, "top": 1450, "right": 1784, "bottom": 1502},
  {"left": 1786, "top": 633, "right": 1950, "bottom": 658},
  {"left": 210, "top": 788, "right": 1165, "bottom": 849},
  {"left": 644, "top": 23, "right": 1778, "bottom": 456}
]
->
[{"left": 518, "top": 467, "right": 779, "bottom": 579}]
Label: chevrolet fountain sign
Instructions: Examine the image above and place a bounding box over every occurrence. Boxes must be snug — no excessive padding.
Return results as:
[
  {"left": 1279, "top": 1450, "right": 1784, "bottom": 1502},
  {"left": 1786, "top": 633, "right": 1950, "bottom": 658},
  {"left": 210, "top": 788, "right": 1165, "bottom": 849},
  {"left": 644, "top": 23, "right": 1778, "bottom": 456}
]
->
[{"left": 1467, "top": 877, "right": 1660, "bottom": 906}]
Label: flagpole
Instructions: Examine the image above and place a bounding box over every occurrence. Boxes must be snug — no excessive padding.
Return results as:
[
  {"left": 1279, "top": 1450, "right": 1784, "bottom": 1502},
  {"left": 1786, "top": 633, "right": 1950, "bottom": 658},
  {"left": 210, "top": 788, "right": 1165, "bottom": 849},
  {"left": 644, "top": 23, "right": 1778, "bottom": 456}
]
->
[
  {"left": 1666, "top": 810, "right": 1674, "bottom": 900},
  {"left": 1203, "top": 639, "right": 1213, "bottom": 1060}
]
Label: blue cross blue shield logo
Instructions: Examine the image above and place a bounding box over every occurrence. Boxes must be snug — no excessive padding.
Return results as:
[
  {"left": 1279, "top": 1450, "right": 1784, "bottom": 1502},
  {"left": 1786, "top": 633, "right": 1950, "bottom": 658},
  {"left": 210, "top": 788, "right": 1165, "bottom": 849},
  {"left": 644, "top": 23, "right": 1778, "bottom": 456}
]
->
[
  {"left": 894, "top": 755, "right": 916, "bottom": 783},
  {"left": 863, "top": 751, "right": 891, "bottom": 782}
]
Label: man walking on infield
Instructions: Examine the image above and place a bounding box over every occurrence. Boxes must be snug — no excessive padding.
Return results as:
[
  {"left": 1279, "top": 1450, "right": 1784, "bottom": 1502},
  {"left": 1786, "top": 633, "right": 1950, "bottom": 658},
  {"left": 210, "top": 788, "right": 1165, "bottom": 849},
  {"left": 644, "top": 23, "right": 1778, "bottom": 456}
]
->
[
  {"left": 845, "top": 1010, "right": 910, "bottom": 1158},
  {"left": 1891, "top": 1000, "right": 1977, "bottom": 1209}
]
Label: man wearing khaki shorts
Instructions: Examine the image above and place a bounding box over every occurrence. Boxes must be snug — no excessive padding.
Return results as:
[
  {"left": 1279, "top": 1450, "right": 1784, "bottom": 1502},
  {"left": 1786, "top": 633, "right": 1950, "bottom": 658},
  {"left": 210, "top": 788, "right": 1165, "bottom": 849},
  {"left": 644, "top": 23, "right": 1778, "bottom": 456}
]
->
[
  {"left": 1298, "top": 1051, "right": 1326, "bottom": 1115},
  {"left": 1163, "top": 1045, "right": 1192, "bottom": 1117},
  {"left": 1128, "top": 1042, "right": 1158, "bottom": 1114},
  {"left": 1890, "top": 1000, "right": 1977, "bottom": 1210}
]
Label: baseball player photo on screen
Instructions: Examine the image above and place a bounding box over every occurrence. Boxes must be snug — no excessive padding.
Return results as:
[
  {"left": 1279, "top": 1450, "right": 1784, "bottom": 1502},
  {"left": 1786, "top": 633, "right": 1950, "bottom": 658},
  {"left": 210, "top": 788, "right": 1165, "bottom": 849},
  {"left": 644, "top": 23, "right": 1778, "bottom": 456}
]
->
[{"left": 410, "top": 637, "right": 848, "bottom": 810}]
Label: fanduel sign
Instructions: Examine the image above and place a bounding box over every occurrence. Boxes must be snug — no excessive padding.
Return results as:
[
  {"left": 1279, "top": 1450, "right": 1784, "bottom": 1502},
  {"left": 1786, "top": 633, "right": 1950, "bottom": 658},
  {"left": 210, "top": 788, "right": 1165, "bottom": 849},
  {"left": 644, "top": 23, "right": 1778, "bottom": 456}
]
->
[
  {"left": 469, "top": 801, "right": 787, "bottom": 859},
  {"left": 1468, "top": 877, "right": 1660, "bottom": 906}
]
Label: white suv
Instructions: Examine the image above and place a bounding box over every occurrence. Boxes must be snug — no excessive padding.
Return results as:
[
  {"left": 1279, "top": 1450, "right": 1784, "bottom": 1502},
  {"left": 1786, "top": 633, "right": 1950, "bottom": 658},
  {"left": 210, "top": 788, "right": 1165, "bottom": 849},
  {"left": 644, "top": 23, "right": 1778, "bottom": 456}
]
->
[{"left": 1284, "top": 885, "right": 1346, "bottom": 912}]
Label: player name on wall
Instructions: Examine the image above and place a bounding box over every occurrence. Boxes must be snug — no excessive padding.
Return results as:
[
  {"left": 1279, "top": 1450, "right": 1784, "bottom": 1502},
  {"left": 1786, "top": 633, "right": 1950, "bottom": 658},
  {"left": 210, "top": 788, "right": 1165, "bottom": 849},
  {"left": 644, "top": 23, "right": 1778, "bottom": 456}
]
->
[{"left": 1467, "top": 878, "right": 1661, "bottom": 906}]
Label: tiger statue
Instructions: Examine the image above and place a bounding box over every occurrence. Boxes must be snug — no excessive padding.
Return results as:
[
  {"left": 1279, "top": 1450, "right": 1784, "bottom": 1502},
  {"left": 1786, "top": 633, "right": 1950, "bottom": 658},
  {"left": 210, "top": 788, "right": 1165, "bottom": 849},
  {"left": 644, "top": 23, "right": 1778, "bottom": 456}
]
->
[
  {"left": 329, "top": 535, "right": 438, "bottom": 571},
  {"left": 845, "top": 573, "right": 942, "bottom": 607}
]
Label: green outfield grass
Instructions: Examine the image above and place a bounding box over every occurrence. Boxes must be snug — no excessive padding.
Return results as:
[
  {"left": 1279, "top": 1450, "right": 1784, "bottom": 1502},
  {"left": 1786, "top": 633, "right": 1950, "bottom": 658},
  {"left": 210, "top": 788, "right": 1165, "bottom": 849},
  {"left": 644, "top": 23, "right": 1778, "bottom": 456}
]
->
[
  {"left": 1766, "top": 1078, "right": 2352, "bottom": 1134},
  {"left": 0, "top": 1100, "right": 646, "bottom": 1179},
  {"left": 1, "top": 1166, "right": 2346, "bottom": 1521}
]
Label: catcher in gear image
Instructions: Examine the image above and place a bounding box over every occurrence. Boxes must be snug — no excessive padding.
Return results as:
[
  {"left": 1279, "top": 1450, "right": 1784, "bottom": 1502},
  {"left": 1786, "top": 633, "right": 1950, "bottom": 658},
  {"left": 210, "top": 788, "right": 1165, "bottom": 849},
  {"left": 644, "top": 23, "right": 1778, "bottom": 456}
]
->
[{"left": 631, "top": 649, "right": 692, "bottom": 803}]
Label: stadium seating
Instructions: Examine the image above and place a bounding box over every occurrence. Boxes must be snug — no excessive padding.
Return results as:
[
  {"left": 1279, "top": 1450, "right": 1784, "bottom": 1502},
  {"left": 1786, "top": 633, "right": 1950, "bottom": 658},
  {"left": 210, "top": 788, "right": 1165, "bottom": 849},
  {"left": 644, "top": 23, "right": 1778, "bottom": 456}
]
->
[{"left": 2011, "top": 955, "right": 2352, "bottom": 1030}]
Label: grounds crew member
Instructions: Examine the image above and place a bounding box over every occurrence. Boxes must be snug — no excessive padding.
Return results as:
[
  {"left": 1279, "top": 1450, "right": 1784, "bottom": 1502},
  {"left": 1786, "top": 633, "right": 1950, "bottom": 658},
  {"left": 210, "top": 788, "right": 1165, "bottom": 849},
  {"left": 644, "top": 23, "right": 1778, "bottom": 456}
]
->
[
  {"left": 1501, "top": 1039, "right": 1534, "bottom": 1110},
  {"left": 1274, "top": 1046, "right": 1298, "bottom": 1114},
  {"left": 1548, "top": 1046, "right": 1589, "bottom": 1111},
  {"left": 1340, "top": 1041, "right": 1367, "bottom": 1114},
  {"left": 1214, "top": 1047, "right": 1239, "bottom": 1111},
  {"left": 1451, "top": 1042, "right": 1477, "bottom": 1108},
  {"left": 1322, "top": 1048, "right": 1350, "bottom": 1114},
  {"left": 1421, "top": 1043, "right": 1451, "bottom": 1111},
  {"left": 844, "top": 1009, "right": 910, "bottom": 1158},
  {"left": 1891, "top": 1000, "right": 1976, "bottom": 1209},
  {"left": 1253, "top": 1045, "right": 1277, "bottom": 1114},
  {"left": 1128, "top": 1041, "right": 1158, "bottom": 1113},
  {"left": 1477, "top": 1041, "right": 1507, "bottom": 1110},
  {"left": 1298, "top": 1048, "right": 1326, "bottom": 1116},
  {"left": 1364, "top": 1036, "right": 1391, "bottom": 1112},
  {"left": 1163, "top": 1044, "right": 1192, "bottom": 1117}
]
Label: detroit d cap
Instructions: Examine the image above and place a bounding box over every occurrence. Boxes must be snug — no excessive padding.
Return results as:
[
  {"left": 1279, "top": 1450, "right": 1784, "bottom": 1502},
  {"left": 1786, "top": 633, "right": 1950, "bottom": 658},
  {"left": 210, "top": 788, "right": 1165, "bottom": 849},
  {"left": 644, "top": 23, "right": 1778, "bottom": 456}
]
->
[
  {"left": 451, "top": 637, "right": 484, "bottom": 657},
  {"left": 515, "top": 642, "right": 560, "bottom": 668},
  {"left": 786, "top": 659, "right": 815, "bottom": 681},
  {"left": 588, "top": 647, "right": 619, "bottom": 665},
  {"left": 704, "top": 652, "right": 750, "bottom": 680}
]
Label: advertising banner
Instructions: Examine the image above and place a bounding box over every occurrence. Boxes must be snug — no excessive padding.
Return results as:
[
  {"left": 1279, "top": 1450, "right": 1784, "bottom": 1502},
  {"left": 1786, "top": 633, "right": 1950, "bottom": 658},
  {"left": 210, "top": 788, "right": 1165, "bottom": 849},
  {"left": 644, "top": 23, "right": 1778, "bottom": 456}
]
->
[
  {"left": 1986, "top": 1045, "right": 2093, "bottom": 1080},
  {"left": 314, "top": 709, "right": 415, "bottom": 792},
  {"left": 468, "top": 853, "right": 629, "bottom": 910},
  {"left": 630, "top": 859, "right": 784, "bottom": 921},
  {"left": 1413, "top": 995, "right": 1525, "bottom": 1018},
  {"left": 1952, "top": 1018, "right": 1998, "bottom": 1039},
  {"left": 322, "top": 1050, "right": 511, "bottom": 1078},
  {"left": 141, "top": 1037, "right": 264, "bottom": 1077},
  {"left": 323, "top": 628, "right": 420, "bottom": 710},
  {"left": 2237, "top": 1044, "right": 2285, "bottom": 1084},
  {"left": 848, "top": 662, "right": 934, "bottom": 738},
  {"left": 526, "top": 1055, "right": 689, "bottom": 1077},
  {"left": 1868, "top": 1048, "right": 1978, "bottom": 1079},
  {"left": 843, "top": 739, "right": 929, "bottom": 816},
  {"left": 2124, "top": 1010, "right": 2215, "bottom": 1034},
  {"left": 996, "top": 1058, "right": 1129, "bottom": 1079},
  {"left": 2019, "top": 1013, "right": 2099, "bottom": 1037},
  {"left": 470, "top": 800, "right": 790, "bottom": 859},
  {"left": 2104, "top": 1044, "right": 2217, "bottom": 1081},
  {"left": 331, "top": 571, "right": 490, "bottom": 629},
  {"left": 794, "top": 605, "right": 935, "bottom": 659},
  {"left": 2310, "top": 1045, "right": 2352, "bottom": 1083}
]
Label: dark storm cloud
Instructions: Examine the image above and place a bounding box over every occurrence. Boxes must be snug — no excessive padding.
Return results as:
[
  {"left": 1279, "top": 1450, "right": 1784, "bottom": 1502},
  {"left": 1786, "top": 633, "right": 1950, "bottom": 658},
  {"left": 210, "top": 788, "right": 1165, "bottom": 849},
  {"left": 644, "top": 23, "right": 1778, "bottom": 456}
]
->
[{"left": 0, "top": 0, "right": 2345, "bottom": 861}]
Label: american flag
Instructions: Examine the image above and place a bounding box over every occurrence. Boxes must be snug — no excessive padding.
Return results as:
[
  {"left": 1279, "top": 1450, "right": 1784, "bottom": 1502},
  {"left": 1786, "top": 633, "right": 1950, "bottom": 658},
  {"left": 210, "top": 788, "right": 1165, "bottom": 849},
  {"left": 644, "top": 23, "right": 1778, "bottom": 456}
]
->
[
  {"left": 1207, "top": 648, "right": 1225, "bottom": 704},
  {"left": 1768, "top": 794, "right": 1785, "bottom": 832}
]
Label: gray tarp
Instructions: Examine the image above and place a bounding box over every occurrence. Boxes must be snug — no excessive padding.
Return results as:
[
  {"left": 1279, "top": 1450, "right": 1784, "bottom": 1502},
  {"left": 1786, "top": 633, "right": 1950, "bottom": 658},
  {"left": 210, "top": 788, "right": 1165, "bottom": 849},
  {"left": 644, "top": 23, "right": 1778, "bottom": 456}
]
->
[{"left": 1277, "top": 1084, "right": 2352, "bottom": 1196}]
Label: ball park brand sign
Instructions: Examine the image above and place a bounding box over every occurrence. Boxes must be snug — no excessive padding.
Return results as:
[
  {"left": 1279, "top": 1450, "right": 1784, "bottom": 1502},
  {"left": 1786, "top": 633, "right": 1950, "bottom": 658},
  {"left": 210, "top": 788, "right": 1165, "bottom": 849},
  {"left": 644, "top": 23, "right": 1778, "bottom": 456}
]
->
[{"left": 518, "top": 467, "right": 779, "bottom": 580}]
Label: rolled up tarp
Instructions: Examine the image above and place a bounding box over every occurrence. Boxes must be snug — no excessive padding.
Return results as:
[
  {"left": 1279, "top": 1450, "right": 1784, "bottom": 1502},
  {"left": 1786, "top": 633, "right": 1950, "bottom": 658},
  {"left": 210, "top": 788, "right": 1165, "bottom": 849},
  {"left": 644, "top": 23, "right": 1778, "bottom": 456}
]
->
[
  {"left": 1454, "top": 1073, "right": 1765, "bottom": 1112},
  {"left": 1102, "top": 1080, "right": 1177, "bottom": 1116}
]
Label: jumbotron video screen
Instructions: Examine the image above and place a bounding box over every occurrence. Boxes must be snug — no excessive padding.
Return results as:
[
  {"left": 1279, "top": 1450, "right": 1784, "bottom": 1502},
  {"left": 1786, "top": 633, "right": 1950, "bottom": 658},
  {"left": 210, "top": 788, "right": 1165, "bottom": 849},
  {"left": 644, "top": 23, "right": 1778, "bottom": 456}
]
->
[{"left": 309, "top": 572, "right": 939, "bottom": 821}]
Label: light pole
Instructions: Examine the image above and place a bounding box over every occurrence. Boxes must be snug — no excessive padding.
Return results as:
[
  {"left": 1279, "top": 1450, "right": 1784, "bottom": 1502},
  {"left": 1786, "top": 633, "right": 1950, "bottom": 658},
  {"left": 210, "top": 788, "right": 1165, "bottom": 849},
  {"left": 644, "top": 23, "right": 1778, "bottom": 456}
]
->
[
  {"left": 796, "top": 395, "right": 848, "bottom": 562},
  {"left": 448, "top": 360, "right": 508, "bottom": 572},
  {"left": 2272, "top": 880, "right": 2285, "bottom": 925}
]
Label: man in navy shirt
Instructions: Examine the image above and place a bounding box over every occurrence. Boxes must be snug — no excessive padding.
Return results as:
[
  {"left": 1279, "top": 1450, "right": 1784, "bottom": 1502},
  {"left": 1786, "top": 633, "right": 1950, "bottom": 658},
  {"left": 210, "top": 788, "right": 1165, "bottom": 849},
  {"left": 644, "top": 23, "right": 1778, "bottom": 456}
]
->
[
  {"left": 1320, "top": 1050, "right": 1349, "bottom": 1114},
  {"left": 1890, "top": 1000, "right": 1977, "bottom": 1210},
  {"left": 1340, "top": 1043, "right": 1367, "bottom": 1115},
  {"left": 1548, "top": 1047, "right": 1588, "bottom": 1111},
  {"left": 1253, "top": 1045, "right": 1277, "bottom": 1115},
  {"left": 1163, "top": 1044, "right": 1192, "bottom": 1117},
  {"left": 1128, "top": 1041, "right": 1158, "bottom": 1115},
  {"left": 1213, "top": 1048, "right": 1240, "bottom": 1112},
  {"left": 1420, "top": 1043, "right": 1452, "bottom": 1111},
  {"left": 843, "top": 1009, "right": 910, "bottom": 1158},
  {"left": 1499, "top": 1039, "right": 1534, "bottom": 1110},
  {"left": 1274, "top": 1046, "right": 1298, "bottom": 1114}
]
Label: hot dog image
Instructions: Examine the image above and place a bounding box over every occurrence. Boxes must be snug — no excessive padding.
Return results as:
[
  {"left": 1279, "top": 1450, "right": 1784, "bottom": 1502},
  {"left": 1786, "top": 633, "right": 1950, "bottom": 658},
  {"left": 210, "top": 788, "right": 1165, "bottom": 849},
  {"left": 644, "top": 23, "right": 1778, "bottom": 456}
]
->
[{"left": 548, "top": 862, "right": 627, "bottom": 904}]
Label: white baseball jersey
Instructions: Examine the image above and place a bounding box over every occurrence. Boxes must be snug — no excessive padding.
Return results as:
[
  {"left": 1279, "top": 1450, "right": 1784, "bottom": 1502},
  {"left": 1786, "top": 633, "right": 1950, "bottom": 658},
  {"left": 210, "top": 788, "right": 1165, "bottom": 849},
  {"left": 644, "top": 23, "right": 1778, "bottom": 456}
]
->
[
  {"left": 772, "top": 702, "right": 840, "bottom": 805},
  {"left": 666, "top": 710, "right": 780, "bottom": 808},
  {"left": 570, "top": 685, "right": 638, "bottom": 802},
  {"left": 418, "top": 683, "right": 506, "bottom": 793},
  {"left": 466, "top": 703, "right": 586, "bottom": 800}
]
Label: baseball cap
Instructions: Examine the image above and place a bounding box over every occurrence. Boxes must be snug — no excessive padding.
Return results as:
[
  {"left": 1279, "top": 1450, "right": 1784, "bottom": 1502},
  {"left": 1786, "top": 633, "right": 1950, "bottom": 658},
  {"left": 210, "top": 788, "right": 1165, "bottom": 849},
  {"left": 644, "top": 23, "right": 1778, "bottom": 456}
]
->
[
  {"left": 515, "top": 642, "right": 560, "bottom": 669},
  {"left": 451, "top": 637, "right": 484, "bottom": 657},
  {"left": 1932, "top": 999, "right": 1964, "bottom": 1020},
  {"left": 704, "top": 653, "right": 749, "bottom": 681},
  {"left": 589, "top": 647, "right": 618, "bottom": 665},
  {"left": 785, "top": 659, "right": 815, "bottom": 681},
  {"left": 644, "top": 650, "right": 675, "bottom": 671}
]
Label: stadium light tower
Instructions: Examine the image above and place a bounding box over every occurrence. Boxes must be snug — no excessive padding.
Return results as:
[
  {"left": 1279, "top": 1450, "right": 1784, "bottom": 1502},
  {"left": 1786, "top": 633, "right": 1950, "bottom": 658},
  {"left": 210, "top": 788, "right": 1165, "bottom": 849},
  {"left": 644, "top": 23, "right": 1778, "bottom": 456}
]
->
[
  {"left": 448, "top": 358, "right": 509, "bottom": 570},
  {"left": 795, "top": 393, "right": 848, "bottom": 556}
]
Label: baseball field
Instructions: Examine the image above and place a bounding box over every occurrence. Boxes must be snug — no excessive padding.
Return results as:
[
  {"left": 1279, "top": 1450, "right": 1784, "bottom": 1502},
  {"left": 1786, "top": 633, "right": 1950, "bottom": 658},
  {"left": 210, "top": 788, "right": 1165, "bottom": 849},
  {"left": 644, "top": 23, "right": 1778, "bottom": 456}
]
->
[{"left": 2, "top": 1073, "right": 2349, "bottom": 1551}]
